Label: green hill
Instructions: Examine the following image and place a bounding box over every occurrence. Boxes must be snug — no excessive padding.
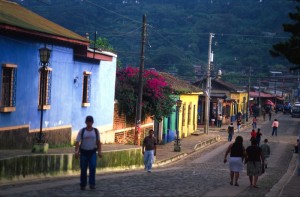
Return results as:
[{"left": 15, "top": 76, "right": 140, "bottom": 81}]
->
[{"left": 13, "top": 0, "right": 296, "bottom": 83}]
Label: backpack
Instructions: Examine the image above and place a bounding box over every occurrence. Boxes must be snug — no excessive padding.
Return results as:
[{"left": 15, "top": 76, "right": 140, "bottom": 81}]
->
[{"left": 80, "top": 127, "right": 100, "bottom": 149}]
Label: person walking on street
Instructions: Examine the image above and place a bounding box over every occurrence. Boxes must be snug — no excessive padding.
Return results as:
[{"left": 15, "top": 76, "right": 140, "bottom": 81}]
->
[
  {"left": 252, "top": 116, "right": 257, "bottom": 129},
  {"left": 75, "top": 116, "right": 102, "bottom": 190},
  {"left": 256, "top": 128, "right": 262, "bottom": 147},
  {"left": 250, "top": 129, "right": 257, "bottom": 141},
  {"left": 271, "top": 119, "right": 279, "bottom": 136},
  {"left": 142, "top": 129, "right": 157, "bottom": 173},
  {"left": 224, "top": 136, "right": 246, "bottom": 187},
  {"left": 262, "top": 109, "right": 266, "bottom": 121},
  {"left": 237, "top": 117, "right": 242, "bottom": 133},
  {"left": 260, "top": 139, "right": 271, "bottom": 169},
  {"left": 268, "top": 111, "right": 272, "bottom": 121},
  {"left": 227, "top": 122, "right": 235, "bottom": 142},
  {"left": 245, "top": 139, "right": 263, "bottom": 188},
  {"left": 218, "top": 114, "right": 223, "bottom": 128}
]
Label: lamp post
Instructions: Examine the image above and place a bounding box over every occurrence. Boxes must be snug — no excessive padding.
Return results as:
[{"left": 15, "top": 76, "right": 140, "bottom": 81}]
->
[
  {"left": 174, "top": 99, "right": 182, "bottom": 152},
  {"left": 33, "top": 46, "right": 51, "bottom": 152}
]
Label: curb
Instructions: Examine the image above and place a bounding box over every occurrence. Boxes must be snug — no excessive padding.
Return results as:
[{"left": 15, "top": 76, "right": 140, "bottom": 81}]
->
[
  {"left": 265, "top": 154, "right": 298, "bottom": 197},
  {"left": 154, "top": 135, "right": 221, "bottom": 167},
  {"left": 194, "top": 135, "right": 221, "bottom": 150}
]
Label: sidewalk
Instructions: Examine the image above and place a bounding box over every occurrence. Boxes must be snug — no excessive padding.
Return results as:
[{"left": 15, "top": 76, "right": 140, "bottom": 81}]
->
[
  {"left": 277, "top": 154, "right": 299, "bottom": 197},
  {"left": 0, "top": 120, "right": 249, "bottom": 163},
  {"left": 279, "top": 166, "right": 299, "bottom": 197}
]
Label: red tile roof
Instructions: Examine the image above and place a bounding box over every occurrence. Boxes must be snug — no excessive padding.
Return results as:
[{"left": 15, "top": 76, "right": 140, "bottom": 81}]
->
[
  {"left": 159, "top": 72, "right": 202, "bottom": 94},
  {"left": 0, "top": 0, "right": 88, "bottom": 45}
]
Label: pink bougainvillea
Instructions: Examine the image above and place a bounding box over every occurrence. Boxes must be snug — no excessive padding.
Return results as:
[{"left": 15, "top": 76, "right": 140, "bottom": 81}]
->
[{"left": 115, "top": 66, "right": 175, "bottom": 119}]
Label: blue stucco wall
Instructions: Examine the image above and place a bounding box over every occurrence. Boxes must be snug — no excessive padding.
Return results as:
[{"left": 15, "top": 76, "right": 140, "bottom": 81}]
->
[
  {"left": 0, "top": 34, "right": 116, "bottom": 134},
  {"left": 71, "top": 56, "right": 117, "bottom": 132}
]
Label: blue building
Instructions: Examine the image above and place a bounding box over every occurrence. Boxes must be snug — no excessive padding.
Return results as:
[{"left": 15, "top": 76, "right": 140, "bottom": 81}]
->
[{"left": 0, "top": 0, "right": 117, "bottom": 148}]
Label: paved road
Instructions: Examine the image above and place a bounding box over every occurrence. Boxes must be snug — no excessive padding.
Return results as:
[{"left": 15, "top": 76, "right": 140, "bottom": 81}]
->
[{"left": 0, "top": 114, "right": 298, "bottom": 197}]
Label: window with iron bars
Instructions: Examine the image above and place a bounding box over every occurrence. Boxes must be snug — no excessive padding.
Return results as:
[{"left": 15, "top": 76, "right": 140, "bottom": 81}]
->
[
  {"left": 38, "top": 67, "right": 52, "bottom": 110},
  {"left": 182, "top": 103, "right": 186, "bottom": 126},
  {"left": 0, "top": 64, "right": 17, "bottom": 112},
  {"left": 82, "top": 71, "right": 91, "bottom": 107},
  {"left": 188, "top": 103, "right": 192, "bottom": 126}
]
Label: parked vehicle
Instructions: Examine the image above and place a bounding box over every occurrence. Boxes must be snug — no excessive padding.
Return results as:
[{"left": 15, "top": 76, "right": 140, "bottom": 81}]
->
[{"left": 291, "top": 103, "right": 300, "bottom": 118}]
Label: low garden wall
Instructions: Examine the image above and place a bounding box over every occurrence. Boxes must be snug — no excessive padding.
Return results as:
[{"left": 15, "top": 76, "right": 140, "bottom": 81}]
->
[
  {"left": 0, "top": 125, "right": 72, "bottom": 149},
  {"left": 0, "top": 147, "right": 143, "bottom": 183}
]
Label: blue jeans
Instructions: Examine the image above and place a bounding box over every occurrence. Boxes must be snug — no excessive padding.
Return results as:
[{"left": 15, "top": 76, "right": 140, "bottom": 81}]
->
[
  {"left": 272, "top": 127, "right": 278, "bottom": 136},
  {"left": 80, "top": 150, "right": 97, "bottom": 187},
  {"left": 252, "top": 122, "right": 257, "bottom": 129},
  {"left": 218, "top": 120, "right": 223, "bottom": 128},
  {"left": 144, "top": 150, "right": 154, "bottom": 172},
  {"left": 237, "top": 125, "right": 241, "bottom": 132},
  {"left": 228, "top": 132, "right": 233, "bottom": 142}
]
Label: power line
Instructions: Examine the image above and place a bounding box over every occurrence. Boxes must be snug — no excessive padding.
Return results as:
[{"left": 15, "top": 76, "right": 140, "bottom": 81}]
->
[{"left": 84, "top": 0, "right": 143, "bottom": 25}]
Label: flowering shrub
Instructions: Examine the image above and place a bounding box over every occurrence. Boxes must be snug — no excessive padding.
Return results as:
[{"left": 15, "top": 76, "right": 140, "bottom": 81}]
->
[{"left": 115, "top": 67, "right": 175, "bottom": 120}]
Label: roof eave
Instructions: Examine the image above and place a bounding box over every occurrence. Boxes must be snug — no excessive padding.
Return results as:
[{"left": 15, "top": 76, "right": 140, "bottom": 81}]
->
[{"left": 0, "top": 24, "right": 89, "bottom": 46}]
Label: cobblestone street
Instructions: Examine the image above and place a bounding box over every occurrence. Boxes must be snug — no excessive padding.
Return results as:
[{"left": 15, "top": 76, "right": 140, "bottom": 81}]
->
[{"left": 1, "top": 114, "right": 298, "bottom": 197}]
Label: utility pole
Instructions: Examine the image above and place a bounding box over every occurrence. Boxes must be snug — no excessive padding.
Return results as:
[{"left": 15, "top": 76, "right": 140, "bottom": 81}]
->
[
  {"left": 204, "top": 33, "right": 214, "bottom": 134},
  {"left": 246, "top": 66, "right": 251, "bottom": 122},
  {"left": 135, "top": 14, "right": 147, "bottom": 146},
  {"left": 258, "top": 79, "right": 261, "bottom": 116}
]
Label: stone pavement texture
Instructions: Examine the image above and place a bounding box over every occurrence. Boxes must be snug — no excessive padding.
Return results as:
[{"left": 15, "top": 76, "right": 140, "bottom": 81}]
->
[{"left": 1, "top": 113, "right": 299, "bottom": 197}]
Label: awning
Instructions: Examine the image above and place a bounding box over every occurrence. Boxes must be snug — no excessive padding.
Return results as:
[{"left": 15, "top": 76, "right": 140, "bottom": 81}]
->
[
  {"left": 250, "top": 91, "right": 274, "bottom": 98},
  {"left": 210, "top": 93, "right": 227, "bottom": 98}
]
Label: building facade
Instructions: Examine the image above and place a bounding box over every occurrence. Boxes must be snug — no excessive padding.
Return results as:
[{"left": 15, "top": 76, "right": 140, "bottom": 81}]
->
[
  {"left": 159, "top": 73, "right": 202, "bottom": 143},
  {"left": 0, "top": 0, "right": 117, "bottom": 148}
]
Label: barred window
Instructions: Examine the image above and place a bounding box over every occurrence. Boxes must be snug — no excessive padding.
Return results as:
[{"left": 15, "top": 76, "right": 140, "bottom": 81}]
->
[
  {"left": 188, "top": 103, "right": 192, "bottom": 125},
  {"left": 0, "top": 64, "right": 17, "bottom": 112},
  {"left": 38, "top": 67, "right": 52, "bottom": 110},
  {"left": 82, "top": 71, "right": 91, "bottom": 107},
  {"left": 182, "top": 103, "right": 186, "bottom": 126}
]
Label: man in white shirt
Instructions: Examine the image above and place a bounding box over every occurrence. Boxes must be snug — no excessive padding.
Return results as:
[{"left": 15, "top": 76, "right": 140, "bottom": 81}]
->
[{"left": 75, "top": 116, "right": 102, "bottom": 190}]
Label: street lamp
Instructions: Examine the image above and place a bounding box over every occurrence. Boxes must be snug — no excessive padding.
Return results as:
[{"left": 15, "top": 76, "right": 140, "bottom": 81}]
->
[
  {"left": 38, "top": 46, "right": 51, "bottom": 144},
  {"left": 174, "top": 99, "right": 182, "bottom": 152}
]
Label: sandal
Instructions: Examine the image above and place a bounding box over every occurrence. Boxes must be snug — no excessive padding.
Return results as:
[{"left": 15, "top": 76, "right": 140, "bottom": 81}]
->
[
  {"left": 253, "top": 185, "right": 259, "bottom": 188},
  {"left": 235, "top": 183, "right": 239, "bottom": 186}
]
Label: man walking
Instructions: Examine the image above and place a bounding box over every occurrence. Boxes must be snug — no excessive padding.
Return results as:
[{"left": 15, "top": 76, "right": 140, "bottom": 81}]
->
[
  {"left": 260, "top": 139, "right": 271, "bottom": 169},
  {"left": 227, "top": 122, "right": 235, "bottom": 142},
  {"left": 75, "top": 116, "right": 102, "bottom": 190},
  {"left": 142, "top": 129, "right": 157, "bottom": 173},
  {"left": 271, "top": 119, "right": 279, "bottom": 136},
  {"left": 237, "top": 117, "right": 242, "bottom": 133},
  {"left": 218, "top": 114, "right": 223, "bottom": 128}
]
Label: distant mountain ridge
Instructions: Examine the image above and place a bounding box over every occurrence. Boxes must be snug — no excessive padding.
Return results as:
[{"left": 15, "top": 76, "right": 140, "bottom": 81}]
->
[{"left": 11, "top": 0, "right": 296, "bottom": 83}]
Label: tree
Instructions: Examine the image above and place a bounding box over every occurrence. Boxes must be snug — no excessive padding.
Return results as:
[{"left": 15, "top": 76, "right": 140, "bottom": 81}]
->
[
  {"left": 270, "top": 0, "right": 300, "bottom": 70},
  {"left": 90, "top": 37, "right": 114, "bottom": 51},
  {"left": 115, "top": 67, "right": 175, "bottom": 120}
]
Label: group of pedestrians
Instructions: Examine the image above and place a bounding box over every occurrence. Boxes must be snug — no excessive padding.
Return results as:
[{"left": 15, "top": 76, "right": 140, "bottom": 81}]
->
[
  {"left": 74, "top": 113, "right": 277, "bottom": 191},
  {"left": 223, "top": 113, "right": 276, "bottom": 188},
  {"left": 262, "top": 108, "right": 273, "bottom": 121},
  {"left": 224, "top": 135, "right": 271, "bottom": 188},
  {"left": 74, "top": 116, "right": 158, "bottom": 190}
]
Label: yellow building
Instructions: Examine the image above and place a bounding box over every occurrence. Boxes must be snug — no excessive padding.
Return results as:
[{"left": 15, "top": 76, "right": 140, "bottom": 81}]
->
[
  {"left": 178, "top": 93, "right": 201, "bottom": 137},
  {"left": 230, "top": 92, "right": 249, "bottom": 117},
  {"left": 159, "top": 73, "right": 203, "bottom": 139}
]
